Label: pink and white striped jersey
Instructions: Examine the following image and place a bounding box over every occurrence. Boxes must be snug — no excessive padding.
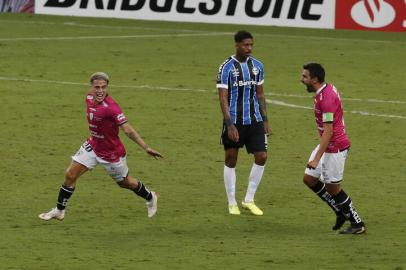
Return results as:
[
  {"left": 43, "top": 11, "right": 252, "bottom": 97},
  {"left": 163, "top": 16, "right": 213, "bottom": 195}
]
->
[
  {"left": 314, "top": 84, "right": 351, "bottom": 153},
  {"left": 86, "top": 95, "right": 128, "bottom": 162}
]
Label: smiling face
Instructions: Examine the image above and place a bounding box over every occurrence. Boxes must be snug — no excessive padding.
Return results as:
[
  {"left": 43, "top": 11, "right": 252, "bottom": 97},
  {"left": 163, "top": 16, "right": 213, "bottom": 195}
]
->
[{"left": 91, "top": 79, "right": 108, "bottom": 103}]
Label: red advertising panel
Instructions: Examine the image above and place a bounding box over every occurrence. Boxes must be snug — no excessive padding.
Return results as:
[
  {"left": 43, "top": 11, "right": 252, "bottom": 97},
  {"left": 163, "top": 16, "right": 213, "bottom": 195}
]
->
[{"left": 336, "top": 0, "right": 406, "bottom": 32}]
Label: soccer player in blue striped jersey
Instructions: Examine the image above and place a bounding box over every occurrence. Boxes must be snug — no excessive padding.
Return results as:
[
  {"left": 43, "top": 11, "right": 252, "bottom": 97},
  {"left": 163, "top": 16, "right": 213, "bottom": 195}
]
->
[{"left": 217, "top": 30, "right": 271, "bottom": 216}]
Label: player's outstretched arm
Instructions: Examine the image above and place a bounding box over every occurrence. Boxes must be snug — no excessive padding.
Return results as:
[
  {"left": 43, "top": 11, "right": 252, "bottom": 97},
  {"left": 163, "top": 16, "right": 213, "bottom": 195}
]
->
[{"left": 120, "top": 122, "right": 163, "bottom": 159}]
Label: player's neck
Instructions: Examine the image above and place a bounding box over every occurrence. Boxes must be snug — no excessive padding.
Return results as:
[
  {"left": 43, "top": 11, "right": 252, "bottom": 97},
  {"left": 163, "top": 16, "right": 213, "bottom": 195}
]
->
[{"left": 234, "top": 54, "right": 248, "bottom": 63}]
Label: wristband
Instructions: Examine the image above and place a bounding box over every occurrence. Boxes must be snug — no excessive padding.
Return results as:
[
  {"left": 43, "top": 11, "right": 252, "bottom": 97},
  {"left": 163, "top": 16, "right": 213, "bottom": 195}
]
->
[{"left": 224, "top": 119, "right": 233, "bottom": 126}]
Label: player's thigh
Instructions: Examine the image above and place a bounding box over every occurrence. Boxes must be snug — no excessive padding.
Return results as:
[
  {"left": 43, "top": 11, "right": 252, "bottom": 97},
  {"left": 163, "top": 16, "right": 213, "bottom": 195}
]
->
[
  {"left": 66, "top": 160, "right": 89, "bottom": 179},
  {"left": 71, "top": 141, "right": 98, "bottom": 170},
  {"left": 221, "top": 123, "right": 245, "bottom": 150},
  {"left": 101, "top": 156, "right": 129, "bottom": 182},
  {"left": 320, "top": 150, "right": 348, "bottom": 183},
  {"left": 304, "top": 145, "right": 321, "bottom": 178},
  {"left": 246, "top": 121, "right": 267, "bottom": 154}
]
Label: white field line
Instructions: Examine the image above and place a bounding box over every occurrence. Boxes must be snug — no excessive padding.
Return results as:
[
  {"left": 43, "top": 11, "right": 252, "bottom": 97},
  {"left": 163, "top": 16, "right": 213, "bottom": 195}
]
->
[
  {"left": 0, "top": 32, "right": 227, "bottom": 42},
  {"left": 0, "top": 19, "right": 213, "bottom": 33},
  {"left": 266, "top": 92, "right": 406, "bottom": 104},
  {"left": 0, "top": 76, "right": 405, "bottom": 119},
  {"left": 1, "top": 19, "right": 405, "bottom": 44},
  {"left": 267, "top": 99, "right": 406, "bottom": 119}
]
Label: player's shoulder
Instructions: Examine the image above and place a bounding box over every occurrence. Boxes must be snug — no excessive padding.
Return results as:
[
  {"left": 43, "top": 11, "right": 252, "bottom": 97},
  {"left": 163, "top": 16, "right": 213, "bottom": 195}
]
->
[
  {"left": 325, "top": 84, "right": 340, "bottom": 97},
  {"left": 249, "top": 56, "right": 264, "bottom": 68},
  {"left": 104, "top": 96, "right": 123, "bottom": 111},
  {"left": 104, "top": 95, "right": 117, "bottom": 105},
  {"left": 218, "top": 56, "right": 235, "bottom": 71}
]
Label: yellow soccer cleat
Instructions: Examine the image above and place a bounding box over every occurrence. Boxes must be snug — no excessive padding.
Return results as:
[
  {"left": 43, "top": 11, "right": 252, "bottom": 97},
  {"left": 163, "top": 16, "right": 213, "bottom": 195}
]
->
[
  {"left": 241, "top": 201, "right": 263, "bottom": 216},
  {"left": 228, "top": 204, "right": 241, "bottom": 215}
]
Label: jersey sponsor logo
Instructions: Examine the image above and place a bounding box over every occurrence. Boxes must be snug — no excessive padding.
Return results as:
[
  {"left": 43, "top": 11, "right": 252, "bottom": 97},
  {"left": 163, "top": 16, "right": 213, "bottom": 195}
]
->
[
  {"left": 91, "top": 131, "right": 104, "bottom": 139},
  {"left": 233, "top": 80, "right": 258, "bottom": 87}
]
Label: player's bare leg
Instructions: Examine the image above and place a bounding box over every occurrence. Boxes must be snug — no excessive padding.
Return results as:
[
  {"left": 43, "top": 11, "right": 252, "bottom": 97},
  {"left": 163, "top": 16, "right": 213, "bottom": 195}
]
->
[
  {"left": 39, "top": 161, "right": 88, "bottom": 221},
  {"left": 118, "top": 175, "right": 159, "bottom": 218}
]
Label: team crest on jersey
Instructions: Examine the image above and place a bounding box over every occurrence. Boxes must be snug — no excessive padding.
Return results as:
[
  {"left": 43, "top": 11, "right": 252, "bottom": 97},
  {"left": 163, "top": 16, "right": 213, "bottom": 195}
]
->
[
  {"left": 252, "top": 67, "right": 259, "bottom": 76},
  {"left": 89, "top": 112, "right": 94, "bottom": 121}
]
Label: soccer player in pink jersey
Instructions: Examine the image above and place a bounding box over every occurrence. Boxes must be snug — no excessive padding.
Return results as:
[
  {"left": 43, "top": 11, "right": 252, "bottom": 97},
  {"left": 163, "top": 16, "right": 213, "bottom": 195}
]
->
[
  {"left": 300, "top": 63, "right": 366, "bottom": 234},
  {"left": 39, "top": 72, "right": 163, "bottom": 221}
]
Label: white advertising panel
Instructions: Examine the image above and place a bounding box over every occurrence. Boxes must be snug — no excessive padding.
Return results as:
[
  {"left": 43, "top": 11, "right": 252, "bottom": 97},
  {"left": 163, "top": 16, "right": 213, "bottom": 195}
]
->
[{"left": 35, "top": 0, "right": 335, "bottom": 29}]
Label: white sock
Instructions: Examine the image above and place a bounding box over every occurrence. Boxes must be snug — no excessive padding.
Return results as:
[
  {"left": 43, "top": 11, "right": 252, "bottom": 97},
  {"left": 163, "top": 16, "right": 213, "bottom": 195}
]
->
[
  {"left": 244, "top": 163, "right": 265, "bottom": 203},
  {"left": 224, "top": 165, "right": 237, "bottom": 206}
]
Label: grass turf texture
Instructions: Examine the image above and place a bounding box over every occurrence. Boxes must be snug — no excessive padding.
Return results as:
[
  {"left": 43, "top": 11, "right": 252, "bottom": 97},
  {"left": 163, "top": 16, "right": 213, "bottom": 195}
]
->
[{"left": 0, "top": 13, "right": 405, "bottom": 270}]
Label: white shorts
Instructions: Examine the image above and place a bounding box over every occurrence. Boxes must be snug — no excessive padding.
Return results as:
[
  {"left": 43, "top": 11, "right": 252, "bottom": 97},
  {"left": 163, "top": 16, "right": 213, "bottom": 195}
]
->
[
  {"left": 72, "top": 141, "right": 129, "bottom": 182},
  {"left": 304, "top": 145, "right": 349, "bottom": 184}
]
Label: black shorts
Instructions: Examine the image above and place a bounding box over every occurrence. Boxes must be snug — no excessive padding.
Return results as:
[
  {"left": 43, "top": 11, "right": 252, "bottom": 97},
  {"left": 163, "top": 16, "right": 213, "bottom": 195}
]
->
[{"left": 220, "top": 121, "right": 267, "bottom": 153}]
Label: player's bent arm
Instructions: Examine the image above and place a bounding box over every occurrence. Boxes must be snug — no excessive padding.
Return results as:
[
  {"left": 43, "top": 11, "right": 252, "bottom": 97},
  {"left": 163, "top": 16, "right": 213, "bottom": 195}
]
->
[
  {"left": 120, "top": 122, "right": 164, "bottom": 159},
  {"left": 315, "top": 122, "right": 333, "bottom": 162},
  {"left": 120, "top": 122, "right": 149, "bottom": 150}
]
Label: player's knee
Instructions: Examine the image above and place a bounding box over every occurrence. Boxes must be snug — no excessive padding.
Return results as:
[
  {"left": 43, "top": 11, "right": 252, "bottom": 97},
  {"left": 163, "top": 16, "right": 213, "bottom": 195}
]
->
[
  {"left": 64, "top": 170, "right": 78, "bottom": 185},
  {"left": 225, "top": 158, "right": 237, "bottom": 168},
  {"left": 117, "top": 179, "right": 129, "bottom": 189},
  {"left": 255, "top": 153, "right": 267, "bottom": 166},
  {"left": 303, "top": 175, "right": 316, "bottom": 187}
]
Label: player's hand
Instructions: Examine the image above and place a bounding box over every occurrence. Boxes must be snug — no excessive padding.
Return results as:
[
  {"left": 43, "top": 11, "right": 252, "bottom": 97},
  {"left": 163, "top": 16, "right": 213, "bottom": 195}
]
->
[
  {"left": 264, "top": 121, "right": 271, "bottom": 136},
  {"left": 227, "top": 124, "right": 239, "bottom": 142},
  {"left": 306, "top": 160, "right": 319, "bottom": 170},
  {"left": 146, "top": 147, "right": 163, "bottom": 159}
]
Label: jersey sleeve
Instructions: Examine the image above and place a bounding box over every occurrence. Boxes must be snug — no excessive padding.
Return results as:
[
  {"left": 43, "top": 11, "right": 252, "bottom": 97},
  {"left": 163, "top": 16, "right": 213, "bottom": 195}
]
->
[
  {"left": 110, "top": 103, "right": 128, "bottom": 126},
  {"left": 320, "top": 93, "right": 337, "bottom": 123},
  {"left": 86, "top": 94, "right": 93, "bottom": 105},
  {"left": 216, "top": 61, "right": 231, "bottom": 89},
  {"left": 258, "top": 62, "right": 265, "bottom": 85}
]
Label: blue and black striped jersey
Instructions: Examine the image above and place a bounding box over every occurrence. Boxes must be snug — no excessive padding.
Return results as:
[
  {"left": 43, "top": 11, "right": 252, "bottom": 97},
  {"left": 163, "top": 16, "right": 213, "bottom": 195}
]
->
[{"left": 216, "top": 56, "right": 265, "bottom": 125}]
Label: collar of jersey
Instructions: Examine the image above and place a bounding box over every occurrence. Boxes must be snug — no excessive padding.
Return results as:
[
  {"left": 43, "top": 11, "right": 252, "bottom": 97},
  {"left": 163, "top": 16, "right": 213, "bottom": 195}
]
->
[
  {"left": 316, "top": 83, "right": 327, "bottom": 95},
  {"left": 231, "top": 55, "right": 250, "bottom": 63}
]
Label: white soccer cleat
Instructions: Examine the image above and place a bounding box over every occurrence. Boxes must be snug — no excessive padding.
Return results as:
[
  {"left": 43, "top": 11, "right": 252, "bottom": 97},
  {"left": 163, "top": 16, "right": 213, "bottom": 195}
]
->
[
  {"left": 146, "top": 191, "right": 159, "bottom": 218},
  {"left": 38, "top": 208, "right": 65, "bottom": 221}
]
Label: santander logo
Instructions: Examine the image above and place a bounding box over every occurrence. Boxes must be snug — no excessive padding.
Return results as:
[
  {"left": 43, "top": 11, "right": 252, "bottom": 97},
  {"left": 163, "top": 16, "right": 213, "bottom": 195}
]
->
[{"left": 351, "top": 0, "right": 396, "bottom": 28}]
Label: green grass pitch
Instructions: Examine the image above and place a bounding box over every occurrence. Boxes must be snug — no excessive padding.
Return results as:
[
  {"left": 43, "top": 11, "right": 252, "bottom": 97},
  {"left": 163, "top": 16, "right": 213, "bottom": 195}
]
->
[{"left": 0, "top": 13, "right": 405, "bottom": 270}]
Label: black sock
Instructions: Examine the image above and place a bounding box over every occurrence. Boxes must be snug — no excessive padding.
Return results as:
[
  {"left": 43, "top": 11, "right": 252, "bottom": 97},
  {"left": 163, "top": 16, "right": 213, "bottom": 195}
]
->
[
  {"left": 308, "top": 181, "right": 341, "bottom": 215},
  {"left": 56, "top": 185, "right": 75, "bottom": 210},
  {"left": 333, "top": 190, "right": 364, "bottom": 226},
  {"left": 133, "top": 181, "right": 152, "bottom": 201}
]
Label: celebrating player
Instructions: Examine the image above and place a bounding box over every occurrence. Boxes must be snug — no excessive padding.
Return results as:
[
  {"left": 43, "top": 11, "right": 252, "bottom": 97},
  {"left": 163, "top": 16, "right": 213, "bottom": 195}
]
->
[
  {"left": 300, "top": 63, "right": 366, "bottom": 234},
  {"left": 217, "top": 30, "right": 271, "bottom": 216},
  {"left": 39, "top": 72, "right": 163, "bottom": 221}
]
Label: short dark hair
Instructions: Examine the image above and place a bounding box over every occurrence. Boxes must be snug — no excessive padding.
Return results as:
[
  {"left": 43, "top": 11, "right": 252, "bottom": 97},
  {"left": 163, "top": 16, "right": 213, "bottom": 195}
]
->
[
  {"left": 303, "top": 63, "right": 325, "bottom": 83},
  {"left": 234, "top": 30, "right": 253, "bottom": 43}
]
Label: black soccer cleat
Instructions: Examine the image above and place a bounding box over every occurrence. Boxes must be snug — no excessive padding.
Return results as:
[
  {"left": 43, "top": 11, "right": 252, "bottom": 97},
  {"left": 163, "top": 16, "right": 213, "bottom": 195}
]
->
[
  {"left": 339, "top": 223, "right": 366, "bottom": 235},
  {"left": 332, "top": 214, "right": 347, "bottom": 231}
]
